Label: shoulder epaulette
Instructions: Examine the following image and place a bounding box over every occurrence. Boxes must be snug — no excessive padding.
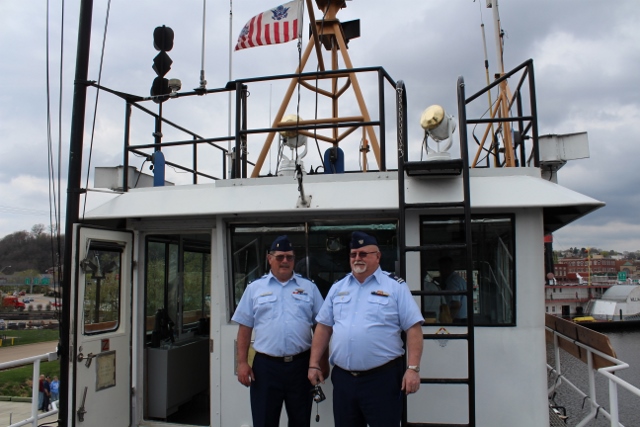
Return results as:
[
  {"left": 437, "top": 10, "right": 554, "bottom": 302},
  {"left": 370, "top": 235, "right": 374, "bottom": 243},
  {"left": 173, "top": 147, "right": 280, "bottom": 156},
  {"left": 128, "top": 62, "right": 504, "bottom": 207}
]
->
[{"left": 384, "top": 271, "right": 405, "bottom": 284}]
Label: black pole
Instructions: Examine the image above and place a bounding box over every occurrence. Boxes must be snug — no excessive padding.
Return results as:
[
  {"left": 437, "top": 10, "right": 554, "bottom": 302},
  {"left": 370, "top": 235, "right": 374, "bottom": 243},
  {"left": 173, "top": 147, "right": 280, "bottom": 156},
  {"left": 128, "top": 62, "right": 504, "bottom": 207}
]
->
[{"left": 60, "top": 0, "right": 94, "bottom": 425}]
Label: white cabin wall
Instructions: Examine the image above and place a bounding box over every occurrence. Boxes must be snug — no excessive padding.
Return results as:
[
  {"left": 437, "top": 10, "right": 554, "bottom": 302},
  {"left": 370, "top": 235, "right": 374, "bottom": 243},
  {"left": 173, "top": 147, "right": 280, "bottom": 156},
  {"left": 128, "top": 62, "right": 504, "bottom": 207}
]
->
[
  {"left": 210, "top": 223, "right": 224, "bottom": 426},
  {"left": 132, "top": 229, "right": 144, "bottom": 426},
  {"left": 404, "top": 208, "right": 549, "bottom": 426},
  {"left": 474, "top": 208, "right": 548, "bottom": 427}
]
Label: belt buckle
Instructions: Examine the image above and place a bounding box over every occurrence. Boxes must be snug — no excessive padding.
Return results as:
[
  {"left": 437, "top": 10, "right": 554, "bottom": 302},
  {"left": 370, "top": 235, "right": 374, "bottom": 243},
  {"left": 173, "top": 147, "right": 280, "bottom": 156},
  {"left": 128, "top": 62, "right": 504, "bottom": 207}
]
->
[
  {"left": 284, "top": 355, "right": 293, "bottom": 362},
  {"left": 349, "top": 371, "right": 360, "bottom": 377}
]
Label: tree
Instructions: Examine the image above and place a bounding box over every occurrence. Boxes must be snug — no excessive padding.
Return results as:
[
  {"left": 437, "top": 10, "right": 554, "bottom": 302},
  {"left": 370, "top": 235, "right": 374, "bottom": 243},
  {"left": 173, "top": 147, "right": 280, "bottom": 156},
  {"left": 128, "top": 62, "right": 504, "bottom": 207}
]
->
[
  {"left": 0, "top": 225, "right": 64, "bottom": 273},
  {"left": 31, "top": 224, "right": 45, "bottom": 236}
]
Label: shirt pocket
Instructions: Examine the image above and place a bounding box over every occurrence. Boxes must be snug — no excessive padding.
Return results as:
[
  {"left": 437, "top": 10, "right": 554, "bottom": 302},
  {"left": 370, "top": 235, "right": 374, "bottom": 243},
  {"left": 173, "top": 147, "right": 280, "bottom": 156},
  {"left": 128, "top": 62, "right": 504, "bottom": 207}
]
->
[
  {"left": 366, "top": 294, "right": 393, "bottom": 324},
  {"left": 255, "top": 294, "right": 278, "bottom": 320},
  {"left": 333, "top": 294, "right": 352, "bottom": 322},
  {"left": 291, "top": 293, "right": 313, "bottom": 319}
]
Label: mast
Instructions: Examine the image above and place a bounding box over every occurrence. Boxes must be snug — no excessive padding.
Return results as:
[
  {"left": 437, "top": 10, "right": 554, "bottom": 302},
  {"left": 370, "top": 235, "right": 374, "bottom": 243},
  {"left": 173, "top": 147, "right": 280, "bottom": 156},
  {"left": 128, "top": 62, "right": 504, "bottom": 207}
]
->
[
  {"left": 60, "top": 0, "right": 94, "bottom": 425},
  {"left": 489, "top": 0, "right": 505, "bottom": 75}
]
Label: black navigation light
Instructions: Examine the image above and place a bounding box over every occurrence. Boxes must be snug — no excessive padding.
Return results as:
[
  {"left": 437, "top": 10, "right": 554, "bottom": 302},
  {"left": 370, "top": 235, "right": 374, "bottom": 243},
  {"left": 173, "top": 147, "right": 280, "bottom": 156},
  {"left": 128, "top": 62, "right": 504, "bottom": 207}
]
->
[{"left": 151, "top": 25, "right": 174, "bottom": 103}]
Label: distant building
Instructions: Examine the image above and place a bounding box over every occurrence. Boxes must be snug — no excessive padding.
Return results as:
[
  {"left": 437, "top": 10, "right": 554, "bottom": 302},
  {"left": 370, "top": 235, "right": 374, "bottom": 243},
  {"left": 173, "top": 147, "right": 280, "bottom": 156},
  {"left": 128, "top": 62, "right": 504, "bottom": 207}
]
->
[{"left": 554, "top": 257, "right": 617, "bottom": 282}]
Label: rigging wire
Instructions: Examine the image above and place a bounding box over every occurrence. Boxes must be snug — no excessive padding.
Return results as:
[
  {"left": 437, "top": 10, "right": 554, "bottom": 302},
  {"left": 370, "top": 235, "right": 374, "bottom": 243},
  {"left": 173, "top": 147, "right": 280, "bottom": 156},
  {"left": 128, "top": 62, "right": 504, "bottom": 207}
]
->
[
  {"left": 45, "top": 0, "right": 66, "bottom": 319},
  {"left": 311, "top": 6, "right": 330, "bottom": 173},
  {"left": 81, "top": 0, "right": 112, "bottom": 219},
  {"left": 292, "top": 0, "right": 306, "bottom": 173}
]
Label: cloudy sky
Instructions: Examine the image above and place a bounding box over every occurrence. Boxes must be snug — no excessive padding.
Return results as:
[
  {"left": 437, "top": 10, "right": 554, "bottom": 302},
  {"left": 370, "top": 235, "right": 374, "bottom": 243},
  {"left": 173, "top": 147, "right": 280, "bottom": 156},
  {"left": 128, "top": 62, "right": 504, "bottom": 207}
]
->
[{"left": 1, "top": 0, "right": 639, "bottom": 253}]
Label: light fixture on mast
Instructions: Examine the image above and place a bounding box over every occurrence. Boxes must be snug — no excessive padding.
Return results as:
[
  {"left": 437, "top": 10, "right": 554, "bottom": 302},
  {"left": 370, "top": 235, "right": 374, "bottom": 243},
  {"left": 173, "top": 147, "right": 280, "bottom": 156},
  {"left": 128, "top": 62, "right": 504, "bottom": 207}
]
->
[
  {"left": 277, "top": 114, "right": 308, "bottom": 176},
  {"left": 420, "top": 105, "right": 456, "bottom": 160}
]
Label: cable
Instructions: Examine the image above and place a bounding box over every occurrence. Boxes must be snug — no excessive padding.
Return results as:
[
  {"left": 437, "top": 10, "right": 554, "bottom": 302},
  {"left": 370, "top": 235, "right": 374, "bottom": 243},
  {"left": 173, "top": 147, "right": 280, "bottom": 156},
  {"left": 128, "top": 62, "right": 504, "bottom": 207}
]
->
[
  {"left": 45, "top": 0, "right": 65, "bottom": 325},
  {"left": 82, "top": 0, "right": 112, "bottom": 219}
]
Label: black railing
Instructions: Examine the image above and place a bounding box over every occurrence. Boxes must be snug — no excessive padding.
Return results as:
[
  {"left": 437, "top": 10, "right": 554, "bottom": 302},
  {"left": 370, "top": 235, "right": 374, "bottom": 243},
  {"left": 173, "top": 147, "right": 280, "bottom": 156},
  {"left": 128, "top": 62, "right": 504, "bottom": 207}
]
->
[{"left": 90, "top": 66, "right": 398, "bottom": 190}]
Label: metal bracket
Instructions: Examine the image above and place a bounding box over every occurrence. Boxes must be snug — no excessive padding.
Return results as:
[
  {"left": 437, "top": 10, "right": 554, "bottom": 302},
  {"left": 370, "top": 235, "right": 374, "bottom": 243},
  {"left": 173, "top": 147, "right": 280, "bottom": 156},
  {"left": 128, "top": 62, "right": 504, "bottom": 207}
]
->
[
  {"left": 77, "top": 386, "right": 88, "bottom": 422},
  {"left": 297, "top": 194, "right": 312, "bottom": 208}
]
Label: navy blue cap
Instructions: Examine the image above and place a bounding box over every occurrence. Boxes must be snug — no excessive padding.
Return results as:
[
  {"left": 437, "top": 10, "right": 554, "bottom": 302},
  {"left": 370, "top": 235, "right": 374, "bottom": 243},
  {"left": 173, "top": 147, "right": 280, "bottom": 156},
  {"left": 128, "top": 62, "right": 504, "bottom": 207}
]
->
[
  {"left": 270, "top": 235, "right": 293, "bottom": 252},
  {"left": 350, "top": 231, "right": 378, "bottom": 249}
]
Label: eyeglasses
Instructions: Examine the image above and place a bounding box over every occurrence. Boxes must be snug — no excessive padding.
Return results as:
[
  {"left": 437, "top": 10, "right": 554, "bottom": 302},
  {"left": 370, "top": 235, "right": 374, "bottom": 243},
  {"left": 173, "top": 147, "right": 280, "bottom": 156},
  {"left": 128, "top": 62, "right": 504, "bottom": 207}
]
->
[
  {"left": 271, "top": 254, "right": 294, "bottom": 262},
  {"left": 349, "top": 251, "right": 379, "bottom": 259}
]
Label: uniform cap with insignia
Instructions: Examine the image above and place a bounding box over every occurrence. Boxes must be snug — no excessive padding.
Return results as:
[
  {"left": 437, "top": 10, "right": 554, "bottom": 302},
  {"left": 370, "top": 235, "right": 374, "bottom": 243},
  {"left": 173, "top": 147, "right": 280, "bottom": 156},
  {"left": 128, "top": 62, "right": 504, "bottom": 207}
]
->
[
  {"left": 350, "top": 231, "right": 378, "bottom": 249},
  {"left": 270, "top": 235, "right": 293, "bottom": 252}
]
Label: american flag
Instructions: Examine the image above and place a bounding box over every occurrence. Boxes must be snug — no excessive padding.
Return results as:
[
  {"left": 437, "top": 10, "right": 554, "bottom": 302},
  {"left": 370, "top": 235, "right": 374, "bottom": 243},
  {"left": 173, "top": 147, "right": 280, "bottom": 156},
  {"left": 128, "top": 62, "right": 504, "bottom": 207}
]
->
[{"left": 235, "top": 0, "right": 303, "bottom": 51}]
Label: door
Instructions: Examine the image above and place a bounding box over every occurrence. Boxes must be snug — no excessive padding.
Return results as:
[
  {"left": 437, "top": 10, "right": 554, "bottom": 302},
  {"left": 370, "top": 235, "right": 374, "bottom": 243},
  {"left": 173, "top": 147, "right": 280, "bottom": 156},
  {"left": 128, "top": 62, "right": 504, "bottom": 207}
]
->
[{"left": 70, "top": 227, "right": 133, "bottom": 426}]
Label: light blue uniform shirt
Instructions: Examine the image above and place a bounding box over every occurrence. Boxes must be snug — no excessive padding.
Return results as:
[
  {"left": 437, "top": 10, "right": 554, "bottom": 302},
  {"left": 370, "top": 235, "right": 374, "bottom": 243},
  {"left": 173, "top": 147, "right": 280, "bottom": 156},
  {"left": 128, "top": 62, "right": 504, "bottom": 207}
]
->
[
  {"left": 232, "top": 271, "right": 324, "bottom": 357},
  {"left": 316, "top": 267, "right": 424, "bottom": 371},
  {"left": 445, "top": 272, "right": 467, "bottom": 319}
]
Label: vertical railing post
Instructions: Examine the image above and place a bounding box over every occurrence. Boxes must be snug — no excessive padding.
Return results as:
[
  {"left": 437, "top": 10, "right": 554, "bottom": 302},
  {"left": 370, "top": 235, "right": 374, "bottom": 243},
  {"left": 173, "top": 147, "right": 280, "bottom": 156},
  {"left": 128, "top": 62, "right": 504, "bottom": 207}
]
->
[
  {"left": 609, "top": 380, "right": 620, "bottom": 427},
  {"left": 31, "top": 359, "right": 40, "bottom": 427},
  {"left": 554, "top": 333, "right": 562, "bottom": 388}
]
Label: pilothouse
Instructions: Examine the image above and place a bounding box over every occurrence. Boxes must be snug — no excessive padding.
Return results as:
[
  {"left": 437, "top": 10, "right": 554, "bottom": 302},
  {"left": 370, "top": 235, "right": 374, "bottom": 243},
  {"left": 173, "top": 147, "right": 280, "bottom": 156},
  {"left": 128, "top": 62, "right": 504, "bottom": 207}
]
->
[{"left": 58, "top": 1, "right": 604, "bottom": 426}]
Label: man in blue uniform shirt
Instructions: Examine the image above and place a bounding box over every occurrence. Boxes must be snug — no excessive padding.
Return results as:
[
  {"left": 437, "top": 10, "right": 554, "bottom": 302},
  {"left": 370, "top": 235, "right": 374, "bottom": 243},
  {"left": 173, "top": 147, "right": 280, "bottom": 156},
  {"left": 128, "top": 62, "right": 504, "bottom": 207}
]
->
[
  {"left": 308, "top": 231, "right": 424, "bottom": 427},
  {"left": 232, "top": 235, "right": 326, "bottom": 427},
  {"left": 438, "top": 256, "right": 467, "bottom": 323}
]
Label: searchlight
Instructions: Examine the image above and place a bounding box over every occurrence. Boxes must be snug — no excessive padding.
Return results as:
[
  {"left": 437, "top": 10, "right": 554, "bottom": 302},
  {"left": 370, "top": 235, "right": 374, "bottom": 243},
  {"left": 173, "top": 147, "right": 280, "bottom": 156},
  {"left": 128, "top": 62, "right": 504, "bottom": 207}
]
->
[
  {"left": 420, "top": 105, "right": 456, "bottom": 160},
  {"left": 277, "top": 114, "right": 308, "bottom": 176}
]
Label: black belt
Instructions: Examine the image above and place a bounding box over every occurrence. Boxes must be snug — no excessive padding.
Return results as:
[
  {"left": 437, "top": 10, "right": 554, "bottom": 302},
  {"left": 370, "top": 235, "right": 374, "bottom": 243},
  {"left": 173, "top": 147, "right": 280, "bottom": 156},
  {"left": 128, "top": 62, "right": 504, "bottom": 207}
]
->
[
  {"left": 255, "top": 349, "right": 310, "bottom": 363},
  {"left": 337, "top": 356, "right": 402, "bottom": 377}
]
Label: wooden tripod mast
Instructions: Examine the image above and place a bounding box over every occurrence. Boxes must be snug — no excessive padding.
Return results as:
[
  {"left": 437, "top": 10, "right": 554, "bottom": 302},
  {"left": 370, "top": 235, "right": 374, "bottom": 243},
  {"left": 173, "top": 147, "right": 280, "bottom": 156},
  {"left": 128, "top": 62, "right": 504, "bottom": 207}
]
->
[{"left": 250, "top": 0, "right": 380, "bottom": 177}]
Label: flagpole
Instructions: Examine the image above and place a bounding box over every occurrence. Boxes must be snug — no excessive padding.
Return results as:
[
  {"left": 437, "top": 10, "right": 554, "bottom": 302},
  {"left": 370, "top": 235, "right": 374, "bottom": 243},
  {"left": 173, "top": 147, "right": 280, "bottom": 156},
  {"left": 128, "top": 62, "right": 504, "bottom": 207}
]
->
[{"left": 227, "top": 0, "right": 233, "bottom": 178}]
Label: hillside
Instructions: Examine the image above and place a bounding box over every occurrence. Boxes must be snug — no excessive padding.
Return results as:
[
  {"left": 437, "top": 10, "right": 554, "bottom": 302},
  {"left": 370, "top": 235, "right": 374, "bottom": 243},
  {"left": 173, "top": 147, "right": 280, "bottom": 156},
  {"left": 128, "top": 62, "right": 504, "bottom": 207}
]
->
[{"left": 0, "top": 224, "right": 64, "bottom": 275}]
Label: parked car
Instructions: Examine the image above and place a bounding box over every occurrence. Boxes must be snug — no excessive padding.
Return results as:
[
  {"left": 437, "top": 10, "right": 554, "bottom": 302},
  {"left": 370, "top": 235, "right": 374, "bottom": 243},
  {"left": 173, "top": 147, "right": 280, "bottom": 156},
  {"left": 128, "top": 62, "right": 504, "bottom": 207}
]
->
[
  {"left": 0, "top": 319, "right": 5, "bottom": 330},
  {"left": 23, "top": 298, "right": 31, "bottom": 303}
]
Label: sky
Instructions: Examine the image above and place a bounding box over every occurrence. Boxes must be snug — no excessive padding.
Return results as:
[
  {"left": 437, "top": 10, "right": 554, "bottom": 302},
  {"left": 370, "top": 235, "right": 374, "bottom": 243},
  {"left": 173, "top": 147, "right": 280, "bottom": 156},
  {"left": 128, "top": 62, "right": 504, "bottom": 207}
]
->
[{"left": 0, "top": 0, "right": 639, "bottom": 253}]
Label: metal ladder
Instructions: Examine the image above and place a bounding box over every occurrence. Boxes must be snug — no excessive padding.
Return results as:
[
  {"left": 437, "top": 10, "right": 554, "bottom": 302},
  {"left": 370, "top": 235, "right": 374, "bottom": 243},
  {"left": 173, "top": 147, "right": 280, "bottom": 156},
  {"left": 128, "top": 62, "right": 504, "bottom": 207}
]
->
[{"left": 396, "top": 79, "right": 476, "bottom": 427}]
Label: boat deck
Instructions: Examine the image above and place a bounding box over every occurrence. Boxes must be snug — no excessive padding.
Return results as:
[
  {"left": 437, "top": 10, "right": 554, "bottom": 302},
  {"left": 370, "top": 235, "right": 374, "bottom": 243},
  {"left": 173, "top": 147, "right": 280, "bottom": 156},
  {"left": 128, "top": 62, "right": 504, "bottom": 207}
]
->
[{"left": 549, "top": 407, "right": 567, "bottom": 426}]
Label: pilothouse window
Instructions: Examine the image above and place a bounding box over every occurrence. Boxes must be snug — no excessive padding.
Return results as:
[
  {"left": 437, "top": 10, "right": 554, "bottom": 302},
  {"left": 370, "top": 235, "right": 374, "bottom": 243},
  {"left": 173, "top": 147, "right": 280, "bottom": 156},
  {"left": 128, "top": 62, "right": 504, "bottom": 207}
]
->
[
  {"left": 81, "top": 242, "right": 123, "bottom": 334},
  {"left": 230, "top": 222, "right": 398, "bottom": 312},
  {"left": 145, "top": 234, "right": 211, "bottom": 343},
  {"left": 420, "top": 215, "right": 515, "bottom": 326}
]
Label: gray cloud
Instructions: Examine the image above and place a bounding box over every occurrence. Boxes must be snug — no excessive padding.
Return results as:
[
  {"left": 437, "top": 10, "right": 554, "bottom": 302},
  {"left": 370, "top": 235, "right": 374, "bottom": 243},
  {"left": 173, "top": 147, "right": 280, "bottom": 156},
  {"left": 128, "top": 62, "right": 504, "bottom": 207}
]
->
[{"left": 1, "top": 0, "right": 638, "bottom": 252}]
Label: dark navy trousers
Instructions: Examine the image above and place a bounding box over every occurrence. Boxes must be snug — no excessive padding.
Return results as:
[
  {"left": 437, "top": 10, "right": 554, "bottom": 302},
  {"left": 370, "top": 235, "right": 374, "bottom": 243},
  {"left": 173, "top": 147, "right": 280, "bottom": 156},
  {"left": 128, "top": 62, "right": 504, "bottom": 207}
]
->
[
  {"left": 250, "top": 352, "right": 313, "bottom": 427},
  {"left": 331, "top": 360, "right": 404, "bottom": 427}
]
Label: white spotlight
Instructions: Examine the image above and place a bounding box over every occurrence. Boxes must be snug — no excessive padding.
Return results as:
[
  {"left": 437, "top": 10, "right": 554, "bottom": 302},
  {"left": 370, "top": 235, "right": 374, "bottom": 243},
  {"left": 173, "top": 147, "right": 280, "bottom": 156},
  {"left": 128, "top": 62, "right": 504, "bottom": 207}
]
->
[
  {"left": 277, "top": 114, "right": 308, "bottom": 176},
  {"left": 420, "top": 105, "right": 456, "bottom": 160}
]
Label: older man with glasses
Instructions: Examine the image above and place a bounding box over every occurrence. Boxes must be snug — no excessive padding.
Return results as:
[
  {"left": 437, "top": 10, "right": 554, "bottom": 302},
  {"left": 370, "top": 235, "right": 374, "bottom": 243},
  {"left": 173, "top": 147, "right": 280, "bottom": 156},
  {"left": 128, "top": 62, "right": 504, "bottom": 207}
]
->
[
  {"left": 308, "top": 231, "right": 424, "bottom": 427},
  {"left": 232, "top": 235, "right": 327, "bottom": 427}
]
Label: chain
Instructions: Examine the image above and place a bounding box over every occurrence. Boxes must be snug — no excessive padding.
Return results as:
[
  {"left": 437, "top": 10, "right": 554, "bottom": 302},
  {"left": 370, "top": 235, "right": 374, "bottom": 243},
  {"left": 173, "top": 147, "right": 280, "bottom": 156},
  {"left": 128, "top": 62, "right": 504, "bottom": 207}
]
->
[{"left": 396, "top": 85, "right": 404, "bottom": 160}]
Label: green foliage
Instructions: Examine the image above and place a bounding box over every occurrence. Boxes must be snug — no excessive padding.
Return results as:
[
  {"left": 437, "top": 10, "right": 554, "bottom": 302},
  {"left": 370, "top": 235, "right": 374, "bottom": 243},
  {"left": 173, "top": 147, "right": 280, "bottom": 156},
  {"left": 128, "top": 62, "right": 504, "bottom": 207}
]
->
[
  {"left": 0, "top": 361, "right": 60, "bottom": 398},
  {"left": 1, "top": 329, "right": 59, "bottom": 346}
]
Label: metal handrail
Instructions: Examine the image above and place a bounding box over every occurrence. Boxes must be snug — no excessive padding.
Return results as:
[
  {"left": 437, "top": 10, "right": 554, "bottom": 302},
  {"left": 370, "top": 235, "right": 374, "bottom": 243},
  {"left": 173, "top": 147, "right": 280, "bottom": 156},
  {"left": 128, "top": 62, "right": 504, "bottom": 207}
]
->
[
  {"left": 546, "top": 326, "right": 640, "bottom": 427},
  {"left": 0, "top": 351, "right": 59, "bottom": 427}
]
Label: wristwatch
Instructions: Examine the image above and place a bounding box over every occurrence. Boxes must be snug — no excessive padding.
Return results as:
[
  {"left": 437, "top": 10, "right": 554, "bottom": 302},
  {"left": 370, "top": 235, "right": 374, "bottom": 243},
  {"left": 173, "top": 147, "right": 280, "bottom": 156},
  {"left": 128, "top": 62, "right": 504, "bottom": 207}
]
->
[{"left": 407, "top": 365, "right": 420, "bottom": 372}]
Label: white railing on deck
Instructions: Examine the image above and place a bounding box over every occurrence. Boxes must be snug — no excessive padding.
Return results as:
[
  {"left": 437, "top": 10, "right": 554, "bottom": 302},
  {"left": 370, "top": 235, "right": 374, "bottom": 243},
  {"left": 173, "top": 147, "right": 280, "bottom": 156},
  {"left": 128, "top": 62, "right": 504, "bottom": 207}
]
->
[
  {"left": 547, "top": 325, "right": 640, "bottom": 427},
  {"left": 0, "top": 351, "right": 59, "bottom": 427}
]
